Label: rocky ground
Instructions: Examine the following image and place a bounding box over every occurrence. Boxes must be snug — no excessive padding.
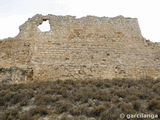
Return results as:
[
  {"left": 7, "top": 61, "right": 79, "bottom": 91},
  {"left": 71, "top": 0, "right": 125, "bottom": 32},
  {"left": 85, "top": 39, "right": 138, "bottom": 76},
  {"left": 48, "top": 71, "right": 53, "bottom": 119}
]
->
[{"left": 0, "top": 78, "right": 160, "bottom": 120}]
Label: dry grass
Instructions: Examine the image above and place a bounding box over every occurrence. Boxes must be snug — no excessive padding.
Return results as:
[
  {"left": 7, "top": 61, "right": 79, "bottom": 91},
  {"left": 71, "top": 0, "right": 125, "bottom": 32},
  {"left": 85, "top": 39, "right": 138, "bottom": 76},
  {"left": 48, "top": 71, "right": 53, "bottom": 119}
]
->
[{"left": 0, "top": 78, "right": 160, "bottom": 119}]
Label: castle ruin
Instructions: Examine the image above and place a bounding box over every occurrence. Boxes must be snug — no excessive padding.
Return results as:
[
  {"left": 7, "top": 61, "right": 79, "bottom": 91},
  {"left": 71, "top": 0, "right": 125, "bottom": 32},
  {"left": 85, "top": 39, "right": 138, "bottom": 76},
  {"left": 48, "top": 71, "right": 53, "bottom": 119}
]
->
[{"left": 0, "top": 14, "right": 160, "bottom": 83}]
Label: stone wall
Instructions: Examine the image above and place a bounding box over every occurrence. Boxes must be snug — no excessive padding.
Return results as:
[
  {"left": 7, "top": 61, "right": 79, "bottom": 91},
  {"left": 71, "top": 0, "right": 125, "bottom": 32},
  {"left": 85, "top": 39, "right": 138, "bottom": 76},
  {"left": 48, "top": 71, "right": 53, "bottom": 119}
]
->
[
  {"left": 0, "top": 14, "right": 160, "bottom": 83},
  {"left": 0, "top": 67, "right": 33, "bottom": 84}
]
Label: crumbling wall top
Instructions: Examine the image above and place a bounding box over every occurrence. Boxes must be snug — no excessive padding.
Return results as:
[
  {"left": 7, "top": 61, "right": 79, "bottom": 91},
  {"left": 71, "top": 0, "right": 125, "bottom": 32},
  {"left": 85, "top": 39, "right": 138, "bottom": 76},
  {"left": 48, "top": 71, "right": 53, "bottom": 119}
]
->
[{"left": 17, "top": 14, "right": 142, "bottom": 40}]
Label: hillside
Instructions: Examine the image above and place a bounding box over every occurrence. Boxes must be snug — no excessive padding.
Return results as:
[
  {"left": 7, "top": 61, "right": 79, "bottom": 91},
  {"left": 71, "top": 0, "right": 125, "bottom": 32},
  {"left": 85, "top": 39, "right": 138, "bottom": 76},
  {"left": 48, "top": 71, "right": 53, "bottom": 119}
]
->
[{"left": 0, "top": 78, "right": 160, "bottom": 120}]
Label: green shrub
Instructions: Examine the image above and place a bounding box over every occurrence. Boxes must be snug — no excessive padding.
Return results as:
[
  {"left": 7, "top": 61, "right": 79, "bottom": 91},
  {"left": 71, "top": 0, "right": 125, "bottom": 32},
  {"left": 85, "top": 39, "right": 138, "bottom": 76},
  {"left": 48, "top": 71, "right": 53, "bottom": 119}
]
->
[
  {"left": 132, "top": 100, "right": 141, "bottom": 111},
  {"left": 54, "top": 100, "right": 73, "bottom": 114},
  {"left": 100, "top": 106, "right": 121, "bottom": 120},
  {"left": 0, "top": 98, "right": 5, "bottom": 106},
  {"left": 152, "top": 82, "right": 160, "bottom": 94},
  {"left": 28, "top": 106, "right": 49, "bottom": 117},
  {"left": 90, "top": 105, "right": 105, "bottom": 117},
  {"left": 148, "top": 100, "right": 160, "bottom": 111},
  {"left": 118, "top": 102, "right": 135, "bottom": 114},
  {"left": 1, "top": 109, "right": 19, "bottom": 120},
  {"left": 69, "top": 106, "right": 82, "bottom": 116},
  {"left": 10, "top": 93, "right": 25, "bottom": 104},
  {"left": 115, "top": 89, "right": 127, "bottom": 98},
  {"left": 35, "top": 95, "right": 58, "bottom": 105},
  {"left": 4, "top": 92, "right": 15, "bottom": 102}
]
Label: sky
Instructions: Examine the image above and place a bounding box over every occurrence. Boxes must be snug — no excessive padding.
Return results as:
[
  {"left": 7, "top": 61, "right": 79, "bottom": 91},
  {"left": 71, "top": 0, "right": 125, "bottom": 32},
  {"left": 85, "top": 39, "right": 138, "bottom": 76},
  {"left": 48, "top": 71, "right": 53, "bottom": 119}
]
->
[{"left": 0, "top": 0, "right": 160, "bottom": 42}]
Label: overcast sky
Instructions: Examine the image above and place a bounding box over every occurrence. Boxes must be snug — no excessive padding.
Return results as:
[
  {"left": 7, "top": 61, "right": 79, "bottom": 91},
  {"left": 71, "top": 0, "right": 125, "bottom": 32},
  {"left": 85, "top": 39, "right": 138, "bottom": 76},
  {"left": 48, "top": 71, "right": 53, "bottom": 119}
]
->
[{"left": 0, "top": 0, "right": 160, "bottom": 42}]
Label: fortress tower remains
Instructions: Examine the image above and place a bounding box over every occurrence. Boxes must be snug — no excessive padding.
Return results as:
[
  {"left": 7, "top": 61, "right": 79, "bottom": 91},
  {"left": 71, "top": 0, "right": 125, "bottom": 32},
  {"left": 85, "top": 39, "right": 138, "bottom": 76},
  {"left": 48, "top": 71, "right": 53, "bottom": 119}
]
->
[{"left": 0, "top": 14, "right": 160, "bottom": 83}]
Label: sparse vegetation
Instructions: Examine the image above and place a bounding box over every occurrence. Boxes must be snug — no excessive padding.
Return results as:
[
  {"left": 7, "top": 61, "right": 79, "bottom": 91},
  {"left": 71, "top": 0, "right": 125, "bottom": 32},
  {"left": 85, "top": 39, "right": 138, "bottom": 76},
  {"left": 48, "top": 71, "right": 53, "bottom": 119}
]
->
[{"left": 0, "top": 78, "right": 160, "bottom": 119}]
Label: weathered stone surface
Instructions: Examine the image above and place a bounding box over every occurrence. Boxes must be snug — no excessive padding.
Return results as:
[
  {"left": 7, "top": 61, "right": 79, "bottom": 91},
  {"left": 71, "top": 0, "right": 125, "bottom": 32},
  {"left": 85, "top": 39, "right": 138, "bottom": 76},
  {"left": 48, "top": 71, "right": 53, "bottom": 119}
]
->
[
  {"left": 0, "top": 14, "right": 160, "bottom": 83},
  {"left": 0, "top": 67, "right": 33, "bottom": 84}
]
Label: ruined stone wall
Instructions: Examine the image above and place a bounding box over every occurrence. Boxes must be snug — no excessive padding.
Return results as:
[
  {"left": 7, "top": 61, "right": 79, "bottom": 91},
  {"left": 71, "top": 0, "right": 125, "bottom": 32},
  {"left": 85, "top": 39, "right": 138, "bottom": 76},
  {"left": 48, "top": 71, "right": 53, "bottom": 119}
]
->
[{"left": 0, "top": 14, "right": 160, "bottom": 83}]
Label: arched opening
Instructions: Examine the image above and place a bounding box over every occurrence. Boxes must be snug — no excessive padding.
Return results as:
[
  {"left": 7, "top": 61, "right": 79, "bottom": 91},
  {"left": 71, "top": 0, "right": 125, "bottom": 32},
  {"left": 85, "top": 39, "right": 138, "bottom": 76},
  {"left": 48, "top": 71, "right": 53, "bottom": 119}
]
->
[{"left": 38, "top": 20, "right": 51, "bottom": 32}]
